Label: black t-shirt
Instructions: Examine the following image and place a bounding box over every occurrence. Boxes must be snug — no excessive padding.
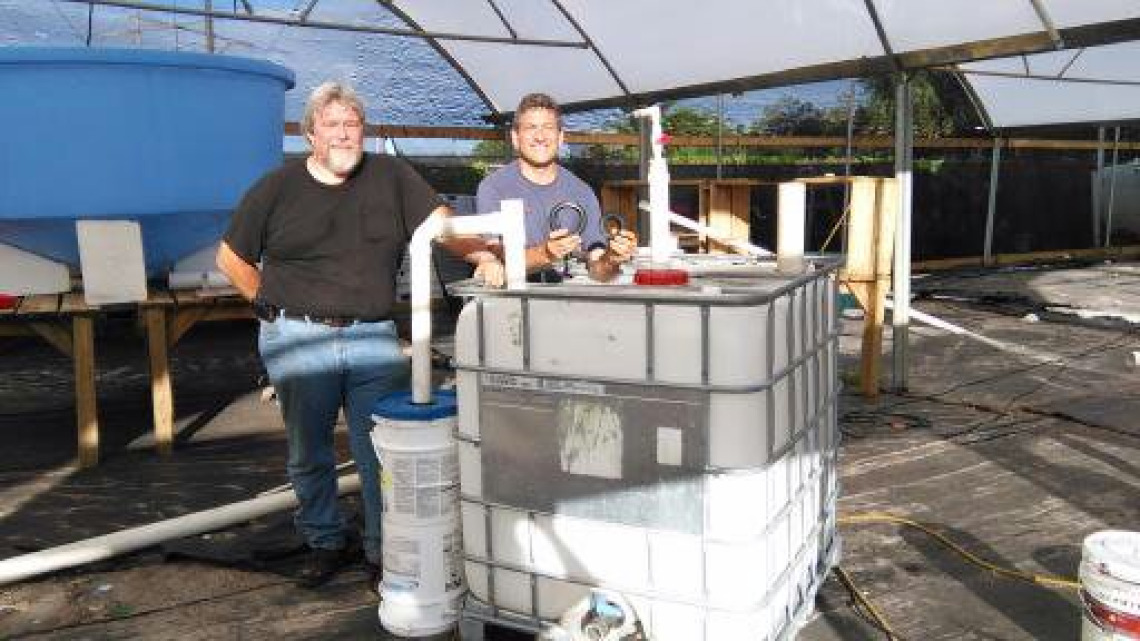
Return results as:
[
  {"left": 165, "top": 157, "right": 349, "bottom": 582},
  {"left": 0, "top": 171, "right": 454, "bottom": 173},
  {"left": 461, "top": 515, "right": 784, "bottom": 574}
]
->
[{"left": 224, "top": 154, "right": 442, "bottom": 318}]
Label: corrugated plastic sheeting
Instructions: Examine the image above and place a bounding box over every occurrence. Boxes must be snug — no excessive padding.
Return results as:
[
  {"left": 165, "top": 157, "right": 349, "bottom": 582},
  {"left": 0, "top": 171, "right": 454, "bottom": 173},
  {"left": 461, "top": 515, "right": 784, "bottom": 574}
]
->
[
  {"left": 962, "top": 40, "right": 1140, "bottom": 127},
  {"left": 393, "top": 0, "right": 1140, "bottom": 118}
]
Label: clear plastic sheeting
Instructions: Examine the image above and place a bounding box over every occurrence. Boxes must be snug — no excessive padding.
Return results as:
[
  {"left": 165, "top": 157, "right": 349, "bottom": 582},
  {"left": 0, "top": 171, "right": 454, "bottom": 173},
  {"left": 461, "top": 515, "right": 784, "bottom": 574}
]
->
[
  {"left": 960, "top": 41, "right": 1140, "bottom": 128},
  {"left": 388, "top": 0, "right": 1140, "bottom": 114}
]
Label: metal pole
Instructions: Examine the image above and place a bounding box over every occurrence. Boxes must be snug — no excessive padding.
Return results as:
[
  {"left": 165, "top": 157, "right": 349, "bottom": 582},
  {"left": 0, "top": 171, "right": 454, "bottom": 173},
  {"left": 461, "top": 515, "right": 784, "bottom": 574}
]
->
[
  {"left": 716, "top": 94, "right": 724, "bottom": 180},
  {"left": 1106, "top": 126, "right": 1121, "bottom": 247},
  {"left": 204, "top": 0, "right": 214, "bottom": 52},
  {"left": 637, "top": 115, "right": 652, "bottom": 241},
  {"left": 983, "top": 137, "right": 1002, "bottom": 265},
  {"left": 891, "top": 74, "right": 913, "bottom": 392},
  {"left": 1093, "top": 126, "right": 1105, "bottom": 246}
]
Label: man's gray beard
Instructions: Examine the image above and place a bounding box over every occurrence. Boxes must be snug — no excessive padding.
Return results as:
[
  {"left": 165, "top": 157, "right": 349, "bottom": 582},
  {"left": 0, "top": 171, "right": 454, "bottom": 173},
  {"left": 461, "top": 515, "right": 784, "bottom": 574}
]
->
[{"left": 327, "top": 149, "right": 362, "bottom": 175}]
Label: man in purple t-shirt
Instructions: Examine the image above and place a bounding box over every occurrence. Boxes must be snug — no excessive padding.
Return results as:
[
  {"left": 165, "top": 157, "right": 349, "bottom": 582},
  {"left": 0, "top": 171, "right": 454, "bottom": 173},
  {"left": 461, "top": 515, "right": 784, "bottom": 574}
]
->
[{"left": 477, "top": 93, "right": 636, "bottom": 282}]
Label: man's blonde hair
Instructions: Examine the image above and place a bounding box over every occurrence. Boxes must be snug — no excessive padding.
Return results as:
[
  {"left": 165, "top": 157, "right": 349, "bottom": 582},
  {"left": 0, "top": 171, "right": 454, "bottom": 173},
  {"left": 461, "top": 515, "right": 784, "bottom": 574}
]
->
[{"left": 302, "top": 81, "right": 365, "bottom": 135}]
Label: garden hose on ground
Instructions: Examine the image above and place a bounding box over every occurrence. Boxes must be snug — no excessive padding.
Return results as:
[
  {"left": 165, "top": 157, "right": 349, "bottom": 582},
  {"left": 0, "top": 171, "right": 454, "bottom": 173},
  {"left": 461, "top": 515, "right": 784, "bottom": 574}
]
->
[{"left": 830, "top": 512, "right": 1083, "bottom": 639}]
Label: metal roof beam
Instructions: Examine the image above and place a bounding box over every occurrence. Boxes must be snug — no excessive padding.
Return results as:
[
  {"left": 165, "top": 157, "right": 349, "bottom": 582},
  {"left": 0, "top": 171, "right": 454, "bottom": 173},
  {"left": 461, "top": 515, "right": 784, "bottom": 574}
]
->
[
  {"left": 60, "top": 0, "right": 589, "bottom": 48},
  {"left": 1028, "top": 0, "right": 1064, "bottom": 49}
]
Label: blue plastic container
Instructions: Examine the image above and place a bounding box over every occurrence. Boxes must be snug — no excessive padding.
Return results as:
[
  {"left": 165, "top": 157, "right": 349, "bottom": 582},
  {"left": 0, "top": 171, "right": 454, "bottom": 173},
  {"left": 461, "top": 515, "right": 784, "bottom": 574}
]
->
[{"left": 0, "top": 47, "right": 294, "bottom": 275}]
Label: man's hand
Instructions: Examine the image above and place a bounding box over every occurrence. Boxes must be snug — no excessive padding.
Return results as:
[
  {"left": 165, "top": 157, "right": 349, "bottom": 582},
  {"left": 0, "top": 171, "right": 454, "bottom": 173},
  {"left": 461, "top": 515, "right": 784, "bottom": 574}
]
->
[
  {"left": 602, "top": 230, "right": 638, "bottom": 266},
  {"left": 544, "top": 228, "right": 582, "bottom": 263},
  {"left": 472, "top": 254, "right": 505, "bottom": 288}
]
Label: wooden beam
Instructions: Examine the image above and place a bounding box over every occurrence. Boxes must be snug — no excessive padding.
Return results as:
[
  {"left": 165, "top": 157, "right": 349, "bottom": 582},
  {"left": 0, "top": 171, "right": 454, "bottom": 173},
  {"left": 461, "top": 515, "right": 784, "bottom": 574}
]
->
[
  {"left": 144, "top": 308, "right": 174, "bottom": 457},
  {"left": 27, "top": 322, "right": 73, "bottom": 357},
  {"left": 73, "top": 316, "right": 98, "bottom": 468}
]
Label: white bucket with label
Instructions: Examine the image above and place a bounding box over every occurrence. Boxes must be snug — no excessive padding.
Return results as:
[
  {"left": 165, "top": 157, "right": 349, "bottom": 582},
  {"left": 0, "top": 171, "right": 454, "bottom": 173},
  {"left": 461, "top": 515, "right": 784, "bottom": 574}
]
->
[
  {"left": 371, "top": 389, "right": 465, "bottom": 637},
  {"left": 1081, "top": 530, "right": 1140, "bottom": 640},
  {"left": 371, "top": 413, "right": 459, "bottom": 525},
  {"left": 378, "top": 516, "right": 466, "bottom": 637}
]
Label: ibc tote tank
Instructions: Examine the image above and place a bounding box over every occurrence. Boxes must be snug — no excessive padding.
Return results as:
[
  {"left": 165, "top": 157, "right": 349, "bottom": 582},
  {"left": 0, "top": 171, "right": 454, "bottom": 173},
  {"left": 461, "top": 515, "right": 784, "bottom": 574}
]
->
[
  {"left": 451, "top": 256, "right": 842, "bottom": 641},
  {"left": 0, "top": 47, "right": 294, "bottom": 276}
]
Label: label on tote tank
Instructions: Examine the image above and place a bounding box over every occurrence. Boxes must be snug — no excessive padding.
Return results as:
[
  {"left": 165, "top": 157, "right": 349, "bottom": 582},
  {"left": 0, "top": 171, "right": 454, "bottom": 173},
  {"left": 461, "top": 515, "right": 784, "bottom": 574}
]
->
[{"left": 477, "top": 375, "right": 709, "bottom": 534}]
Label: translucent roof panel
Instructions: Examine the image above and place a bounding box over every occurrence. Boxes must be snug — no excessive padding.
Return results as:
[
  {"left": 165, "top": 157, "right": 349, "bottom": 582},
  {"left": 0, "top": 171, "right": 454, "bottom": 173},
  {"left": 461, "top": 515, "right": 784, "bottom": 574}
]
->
[
  {"left": 961, "top": 41, "right": 1140, "bottom": 128},
  {"left": 390, "top": 0, "right": 1140, "bottom": 114}
]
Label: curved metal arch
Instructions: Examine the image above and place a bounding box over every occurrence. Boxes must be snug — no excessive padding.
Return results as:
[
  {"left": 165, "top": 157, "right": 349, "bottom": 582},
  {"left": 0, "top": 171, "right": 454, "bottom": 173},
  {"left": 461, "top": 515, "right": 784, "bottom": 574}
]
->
[
  {"left": 547, "top": 0, "right": 633, "bottom": 111},
  {"left": 377, "top": 0, "right": 502, "bottom": 120}
]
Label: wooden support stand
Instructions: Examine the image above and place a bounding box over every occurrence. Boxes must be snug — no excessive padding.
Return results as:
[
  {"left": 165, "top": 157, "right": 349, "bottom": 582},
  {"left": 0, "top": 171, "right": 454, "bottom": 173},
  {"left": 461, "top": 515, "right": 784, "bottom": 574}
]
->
[
  {"left": 0, "top": 288, "right": 252, "bottom": 467},
  {"left": 793, "top": 176, "right": 898, "bottom": 398},
  {"left": 600, "top": 178, "right": 761, "bottom": 251}
]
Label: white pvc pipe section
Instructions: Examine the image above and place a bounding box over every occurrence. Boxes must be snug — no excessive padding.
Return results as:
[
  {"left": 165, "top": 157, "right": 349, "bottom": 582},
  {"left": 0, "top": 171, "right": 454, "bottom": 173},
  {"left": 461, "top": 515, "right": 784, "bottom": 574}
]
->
[
  {"left": 664, "top": 210, "right": 773, "bottom": 256},
  {"left": 0, "top": 474, "right": 361, "bottom": 586},
  {"left": 892, "top": 76, "right": 914, "bottom": 392},
  {"left": 777, "top": 182, "right": 807, "bottom": 273},
  {"left": 632, "top": 106, "right": 673, "bottom": 264},
  {"left": 408, "top": 202, "right": 527, "bottom": 404}
]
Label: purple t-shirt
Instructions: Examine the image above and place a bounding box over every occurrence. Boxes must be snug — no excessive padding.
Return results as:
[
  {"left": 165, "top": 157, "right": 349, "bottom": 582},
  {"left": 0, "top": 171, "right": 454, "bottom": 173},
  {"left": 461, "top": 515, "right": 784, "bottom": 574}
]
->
[{"left": 476, "top": 160, "right": 606, "bottom": 253}]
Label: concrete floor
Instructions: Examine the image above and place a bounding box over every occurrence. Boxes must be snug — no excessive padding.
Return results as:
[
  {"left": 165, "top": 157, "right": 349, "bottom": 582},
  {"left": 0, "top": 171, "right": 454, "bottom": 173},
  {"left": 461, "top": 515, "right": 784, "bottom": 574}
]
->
[{"left": 0, "top": 260, "right": 1137, "bottom": 640}]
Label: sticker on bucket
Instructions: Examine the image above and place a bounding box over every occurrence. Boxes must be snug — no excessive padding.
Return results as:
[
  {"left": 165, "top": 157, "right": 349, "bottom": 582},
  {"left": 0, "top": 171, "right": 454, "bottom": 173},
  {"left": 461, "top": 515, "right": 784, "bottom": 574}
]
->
[{"left": 1081, "top": 530, "right": 1140, "bottom": 640}]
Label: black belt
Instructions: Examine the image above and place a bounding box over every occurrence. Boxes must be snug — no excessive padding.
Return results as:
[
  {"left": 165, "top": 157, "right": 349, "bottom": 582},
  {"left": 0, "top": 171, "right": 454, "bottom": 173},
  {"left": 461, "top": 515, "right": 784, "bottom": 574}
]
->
[{"left": 253, "top": 301, "right": 383, "bottom": 327}]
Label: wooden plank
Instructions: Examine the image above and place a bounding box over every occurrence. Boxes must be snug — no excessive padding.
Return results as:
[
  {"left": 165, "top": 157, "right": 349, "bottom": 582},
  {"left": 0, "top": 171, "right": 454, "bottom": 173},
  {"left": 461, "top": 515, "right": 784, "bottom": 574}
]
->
[
  {"left": 0, "top": 324, "right": 34, "bottom": 337},
  {"left": 144, "top": 308, "right": 174, "bottom": 457},
  {"left": 73, "top": 316, "right": 98, "bottom": 468},
  {"left": 59, "top": 293, "right": 91, "bottom": 314},
  {"left": 168, "top": 307, "right": 211, "bottom": 348},
  {"left": 28, "top": 321, "right": 73, "bottom": 357},
  {"left": 142, "top": 289, "right": 176, "bottom": 307},
  {"left": 16, "top": 294, "right": 61, "bottom": 315}
]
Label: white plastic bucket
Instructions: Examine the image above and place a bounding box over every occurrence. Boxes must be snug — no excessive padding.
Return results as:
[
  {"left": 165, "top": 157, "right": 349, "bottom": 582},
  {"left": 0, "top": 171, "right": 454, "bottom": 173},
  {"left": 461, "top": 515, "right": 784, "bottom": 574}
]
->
[
  {"left": 1081, "top": 530, "right": 1140, "bottom": 640},
  {"left": 371, "top": 413, "right": 459, "bottom": 524},
  {"left": 378, "top": 516, "right": 465, "bottom": 637}
]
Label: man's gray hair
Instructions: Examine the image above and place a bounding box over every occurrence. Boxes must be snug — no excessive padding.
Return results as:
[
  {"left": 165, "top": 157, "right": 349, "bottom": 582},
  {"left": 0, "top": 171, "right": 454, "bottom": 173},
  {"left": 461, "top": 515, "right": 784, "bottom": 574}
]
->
[{"left": 302, "top": 81, "right": 365, "bottom": 135}]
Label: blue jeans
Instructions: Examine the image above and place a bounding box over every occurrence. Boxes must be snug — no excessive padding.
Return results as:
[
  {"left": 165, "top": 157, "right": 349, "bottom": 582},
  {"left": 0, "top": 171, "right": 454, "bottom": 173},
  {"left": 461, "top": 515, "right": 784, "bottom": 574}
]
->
[{"left": 258, "top": 317, "right": 408, "bottom": 563}]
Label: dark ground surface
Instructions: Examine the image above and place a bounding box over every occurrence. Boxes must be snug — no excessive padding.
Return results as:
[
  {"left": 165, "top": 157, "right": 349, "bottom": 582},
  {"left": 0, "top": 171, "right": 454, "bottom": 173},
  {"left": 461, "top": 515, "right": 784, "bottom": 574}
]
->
[{"left": 1, "top": 261, "right": 1138, "bottom": 640}]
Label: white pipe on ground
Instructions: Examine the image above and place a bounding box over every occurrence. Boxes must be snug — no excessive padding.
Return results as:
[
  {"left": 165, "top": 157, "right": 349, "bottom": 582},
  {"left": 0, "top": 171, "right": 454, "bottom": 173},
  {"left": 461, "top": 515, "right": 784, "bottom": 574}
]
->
[
  {"left": 408, "top": 202, "right": 527, "bottom": 404},
  {"left": 0, "top": 474, "right": 361, "bottom": 586}
]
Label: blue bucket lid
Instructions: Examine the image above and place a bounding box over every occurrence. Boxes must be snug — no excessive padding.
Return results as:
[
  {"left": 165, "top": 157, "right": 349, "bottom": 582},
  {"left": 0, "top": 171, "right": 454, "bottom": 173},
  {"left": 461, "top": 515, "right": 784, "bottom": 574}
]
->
[{"left": 372, "top": 389, "right": 457, "bottom": 421}]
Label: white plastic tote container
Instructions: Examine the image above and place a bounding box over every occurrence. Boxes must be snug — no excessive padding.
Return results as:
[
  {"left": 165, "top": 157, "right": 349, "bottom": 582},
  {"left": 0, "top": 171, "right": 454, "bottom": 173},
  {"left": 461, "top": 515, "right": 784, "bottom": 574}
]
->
[{"left": 451, "top": 256, "right": 842, "bottom": 641}]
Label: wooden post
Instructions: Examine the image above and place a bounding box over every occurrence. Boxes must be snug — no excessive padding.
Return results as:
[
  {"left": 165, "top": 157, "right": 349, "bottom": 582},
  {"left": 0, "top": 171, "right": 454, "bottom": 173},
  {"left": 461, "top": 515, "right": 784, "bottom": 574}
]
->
[
  {"left": 841, "top": 177, "right": 898, "bottom": 397},
  {"left": 72, "top": 315, "right": 98, "bottom": 467},
  {"left": 144, "top": 307, "right": 174, "bottom": 457}
]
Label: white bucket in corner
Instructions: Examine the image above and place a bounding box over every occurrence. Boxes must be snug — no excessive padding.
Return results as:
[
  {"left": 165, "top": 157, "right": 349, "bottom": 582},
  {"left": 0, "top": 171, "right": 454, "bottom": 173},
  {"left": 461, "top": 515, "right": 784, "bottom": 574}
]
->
[
  {"left": 378, "top": 516, "right": 466, "bottom": 637},
  {"left": 1081, "top": 530, "right": 1140, "bottom": 640}
]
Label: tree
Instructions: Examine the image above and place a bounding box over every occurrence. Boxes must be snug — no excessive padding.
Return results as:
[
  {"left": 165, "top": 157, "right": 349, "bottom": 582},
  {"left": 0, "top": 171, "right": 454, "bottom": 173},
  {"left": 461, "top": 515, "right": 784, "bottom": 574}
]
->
[{"left": 858, "top": 70, "right": 982, "bottom": 137}]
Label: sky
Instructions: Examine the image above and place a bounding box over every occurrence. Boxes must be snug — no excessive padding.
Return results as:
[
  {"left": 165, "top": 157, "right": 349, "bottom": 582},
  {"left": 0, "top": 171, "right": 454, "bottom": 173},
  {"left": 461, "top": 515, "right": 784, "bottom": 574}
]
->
[{"left": 1, "top": 0, "right": 851, "bottom": 136}]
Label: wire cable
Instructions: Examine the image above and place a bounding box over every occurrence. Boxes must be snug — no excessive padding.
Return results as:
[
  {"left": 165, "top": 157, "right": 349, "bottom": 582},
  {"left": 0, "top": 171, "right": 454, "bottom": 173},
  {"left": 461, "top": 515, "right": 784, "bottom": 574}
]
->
[
  {"left": 833, "top": 565, "right": 902, "bottom": 640},
  {"left": 838, "top": 512, "right": 1081, "bottom": 590}
]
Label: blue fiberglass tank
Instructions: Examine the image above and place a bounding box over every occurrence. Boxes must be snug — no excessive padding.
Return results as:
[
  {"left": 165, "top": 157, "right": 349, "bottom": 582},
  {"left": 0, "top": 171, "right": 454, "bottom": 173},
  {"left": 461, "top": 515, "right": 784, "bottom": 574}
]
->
[{"left": 0, "top": 47, "right": 295, "bottom": 276}]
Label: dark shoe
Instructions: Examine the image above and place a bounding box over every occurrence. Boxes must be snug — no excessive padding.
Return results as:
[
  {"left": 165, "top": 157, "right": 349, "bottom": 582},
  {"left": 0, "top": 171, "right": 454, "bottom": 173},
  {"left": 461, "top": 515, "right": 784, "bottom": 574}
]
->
[
  {"left": 296, "top": 546, "right": 355, "bottom": 589},
  {"left": 364, "top": 560, "right": 381, "bottom": 595}
]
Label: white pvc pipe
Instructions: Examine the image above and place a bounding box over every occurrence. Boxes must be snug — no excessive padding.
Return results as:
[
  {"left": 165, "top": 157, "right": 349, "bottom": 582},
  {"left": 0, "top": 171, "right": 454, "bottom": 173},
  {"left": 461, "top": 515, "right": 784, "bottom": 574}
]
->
[
  {"left": 0, "top": 474, "right": 361, "bottom": 586},
  {"left": 665, "top": 210, "right": 773, "bottom": 256},
  {"left": 408, "top": 202, "right": 527, "bottom": 404},
  {"left": 777, "top": 182, "right": 807, "bottom": 273},
  {"left": 632, "top": 106, "right": 673, "bottom": 264}
]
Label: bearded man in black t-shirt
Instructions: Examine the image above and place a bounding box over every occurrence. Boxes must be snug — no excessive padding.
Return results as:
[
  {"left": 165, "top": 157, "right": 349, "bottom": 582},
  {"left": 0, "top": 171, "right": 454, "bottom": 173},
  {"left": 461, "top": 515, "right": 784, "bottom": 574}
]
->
[{"left": 217, "top": 81, "right": 503, "bottom": 588}]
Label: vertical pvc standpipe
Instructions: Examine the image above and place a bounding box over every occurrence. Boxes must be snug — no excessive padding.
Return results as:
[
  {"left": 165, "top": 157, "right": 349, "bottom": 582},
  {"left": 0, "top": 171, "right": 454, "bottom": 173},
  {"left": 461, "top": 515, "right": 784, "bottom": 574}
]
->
[
  {"left": 1094, "top": 126, "right": 1105, "bottom": 247},
  {"left": 632, "top": 105, "right": 673, "bottom": 265},
  {"left": 408, "top": 200, "right": 527, "bottom": 404},
  {"left": 891, "top": 74, "right": 914, "bottom": 393},
  {"left": 983, "top": 137, "right": 1002, "bottom": 265},
  {"left": 777, "top": 182, "right": 807, "bottom": 273}
]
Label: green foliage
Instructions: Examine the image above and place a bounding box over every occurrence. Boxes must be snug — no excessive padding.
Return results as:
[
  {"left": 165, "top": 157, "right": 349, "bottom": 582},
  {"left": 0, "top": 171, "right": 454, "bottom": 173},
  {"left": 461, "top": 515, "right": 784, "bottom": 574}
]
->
[{"left": 859, "top": 71, "right": 981, "bottom": 137}]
